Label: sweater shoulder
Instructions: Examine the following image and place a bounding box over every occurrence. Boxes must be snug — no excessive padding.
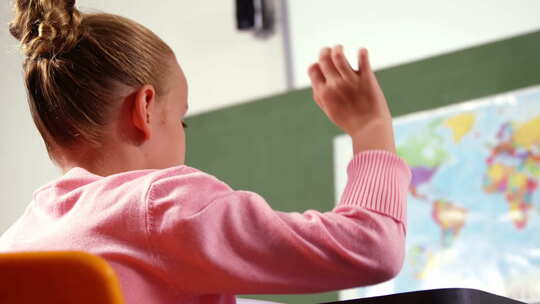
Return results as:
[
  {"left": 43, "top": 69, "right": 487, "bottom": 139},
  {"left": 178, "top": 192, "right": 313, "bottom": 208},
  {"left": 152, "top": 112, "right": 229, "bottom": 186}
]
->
[
  {"left": 146, "top": 165, "right": 232, "bottom": 194},
  {"left": 145, "top": 165, "right": 233, "bottom": 212}
]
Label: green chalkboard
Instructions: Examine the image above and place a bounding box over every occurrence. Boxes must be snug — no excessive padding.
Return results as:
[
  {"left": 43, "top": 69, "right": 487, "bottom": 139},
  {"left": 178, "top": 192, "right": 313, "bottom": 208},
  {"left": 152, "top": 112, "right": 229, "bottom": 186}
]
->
[{"left": 184, "top": 30, "right": 540, "bottom": 304}]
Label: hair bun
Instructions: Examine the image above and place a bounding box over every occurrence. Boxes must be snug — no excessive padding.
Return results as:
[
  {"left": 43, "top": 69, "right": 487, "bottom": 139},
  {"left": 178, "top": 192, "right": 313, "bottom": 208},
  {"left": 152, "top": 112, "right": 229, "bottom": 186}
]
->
[{"left": 9, "top": 0, "right": 83, "bottom": 60}]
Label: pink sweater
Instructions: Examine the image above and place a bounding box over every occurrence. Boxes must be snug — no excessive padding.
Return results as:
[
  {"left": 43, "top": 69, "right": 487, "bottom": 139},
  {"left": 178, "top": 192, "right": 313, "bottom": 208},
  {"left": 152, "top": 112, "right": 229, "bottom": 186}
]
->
[{"left": 0, "top": 150, "right": 411, "bottom": 304}]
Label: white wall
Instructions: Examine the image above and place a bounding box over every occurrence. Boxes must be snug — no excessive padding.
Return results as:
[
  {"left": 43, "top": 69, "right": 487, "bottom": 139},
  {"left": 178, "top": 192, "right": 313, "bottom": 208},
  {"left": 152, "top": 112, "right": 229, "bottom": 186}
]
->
[
  {"left": 0, "top": 0, "right": 288, "bottom": 233},
  {"left": 288, "top": 0, "right": 540, "bottom": 88}
]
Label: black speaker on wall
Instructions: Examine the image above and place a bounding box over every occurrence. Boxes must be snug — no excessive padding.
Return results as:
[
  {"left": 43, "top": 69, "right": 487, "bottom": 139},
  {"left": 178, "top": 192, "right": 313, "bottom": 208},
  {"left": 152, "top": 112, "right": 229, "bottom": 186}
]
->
[
  {"left": 236, "top": 0, "right": 256, "bottom": 30},
  {"left": 235, "top": 0, "right": 274, "bottom": 35}
]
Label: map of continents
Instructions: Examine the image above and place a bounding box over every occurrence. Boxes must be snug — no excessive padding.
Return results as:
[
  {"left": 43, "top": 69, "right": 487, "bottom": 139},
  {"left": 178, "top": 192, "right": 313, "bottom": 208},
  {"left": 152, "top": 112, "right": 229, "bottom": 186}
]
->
[{"left": 355, "top": 87, "right": 540, "bottom": 302}]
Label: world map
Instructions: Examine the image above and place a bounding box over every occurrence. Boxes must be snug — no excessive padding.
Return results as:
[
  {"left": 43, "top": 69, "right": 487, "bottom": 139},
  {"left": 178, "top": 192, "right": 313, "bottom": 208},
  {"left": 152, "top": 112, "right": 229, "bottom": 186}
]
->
[{"left": 334, "top": 86, "right": 540, "bottom": 302}]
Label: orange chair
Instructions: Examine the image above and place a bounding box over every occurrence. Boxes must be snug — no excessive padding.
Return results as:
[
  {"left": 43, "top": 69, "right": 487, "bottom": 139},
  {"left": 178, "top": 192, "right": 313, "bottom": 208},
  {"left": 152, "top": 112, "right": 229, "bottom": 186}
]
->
[{"left": 0, "top": 251, "right": 124, "bottom": 304}]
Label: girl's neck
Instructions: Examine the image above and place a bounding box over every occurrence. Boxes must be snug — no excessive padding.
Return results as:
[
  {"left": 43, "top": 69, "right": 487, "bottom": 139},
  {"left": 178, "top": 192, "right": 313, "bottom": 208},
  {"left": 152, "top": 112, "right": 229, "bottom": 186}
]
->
[{"left": 57, "top": 142, "right": 148, "bottom": 177}]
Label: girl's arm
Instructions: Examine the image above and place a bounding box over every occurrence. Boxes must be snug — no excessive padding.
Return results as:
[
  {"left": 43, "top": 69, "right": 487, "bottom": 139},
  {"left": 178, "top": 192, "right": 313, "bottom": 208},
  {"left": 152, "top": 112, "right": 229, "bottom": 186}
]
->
[{"left": 145, "top": 149, "right": 410, "bottom": 294}]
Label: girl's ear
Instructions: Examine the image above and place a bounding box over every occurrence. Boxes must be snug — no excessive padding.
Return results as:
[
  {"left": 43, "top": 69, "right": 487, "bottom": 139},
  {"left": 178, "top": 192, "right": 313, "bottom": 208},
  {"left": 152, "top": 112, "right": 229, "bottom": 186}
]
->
[{"left": 131, "top": 84, "right": 156, "bottom": 141}]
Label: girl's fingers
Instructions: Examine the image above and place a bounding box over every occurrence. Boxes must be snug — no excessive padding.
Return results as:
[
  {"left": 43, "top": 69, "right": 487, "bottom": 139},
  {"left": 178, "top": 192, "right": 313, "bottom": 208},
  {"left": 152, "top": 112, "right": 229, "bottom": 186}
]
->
[
  {"left": 319, "top": 47, "right": 340, "bottom": 80},
  {"left": 358, "top": 48, "right": 372, "bottom": 75},
  {"left": 308, "top": 63, "right": 326, "bottom": 110},
  {"left": 331, "top": 45, "right": 356, "bottom": 81},
  {"left": 308, "top": 63, "right": 325, "bottom": 89}
]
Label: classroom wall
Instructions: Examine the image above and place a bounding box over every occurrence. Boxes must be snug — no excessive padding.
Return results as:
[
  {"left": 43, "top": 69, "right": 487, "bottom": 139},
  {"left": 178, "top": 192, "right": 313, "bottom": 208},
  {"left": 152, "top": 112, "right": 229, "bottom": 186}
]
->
[
  {"left": 0, "top": 0, "right": 287, "bottom": 233},
  {"left": 287, "top": 0, "right": 540, "bottom": 88}
]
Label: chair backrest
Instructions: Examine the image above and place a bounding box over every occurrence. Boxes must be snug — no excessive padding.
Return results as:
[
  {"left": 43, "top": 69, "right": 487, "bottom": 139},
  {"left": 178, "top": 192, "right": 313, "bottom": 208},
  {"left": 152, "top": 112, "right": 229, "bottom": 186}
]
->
[{"left": 0, "top": 251, "right": 124, "bottom": 304}]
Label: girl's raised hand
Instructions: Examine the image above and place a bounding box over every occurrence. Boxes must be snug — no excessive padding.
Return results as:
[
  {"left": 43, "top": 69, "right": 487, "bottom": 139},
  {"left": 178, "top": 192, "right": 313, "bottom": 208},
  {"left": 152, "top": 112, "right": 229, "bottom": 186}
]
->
[{"left": 308, "top": 45, "right": 396, "bottom": 154}]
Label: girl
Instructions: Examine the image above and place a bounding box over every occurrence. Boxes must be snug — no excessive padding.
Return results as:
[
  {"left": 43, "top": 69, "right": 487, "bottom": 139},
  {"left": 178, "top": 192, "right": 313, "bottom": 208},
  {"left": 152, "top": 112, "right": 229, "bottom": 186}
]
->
[{"left": 0, "top": 0, "right": 411, "bottom": 303}]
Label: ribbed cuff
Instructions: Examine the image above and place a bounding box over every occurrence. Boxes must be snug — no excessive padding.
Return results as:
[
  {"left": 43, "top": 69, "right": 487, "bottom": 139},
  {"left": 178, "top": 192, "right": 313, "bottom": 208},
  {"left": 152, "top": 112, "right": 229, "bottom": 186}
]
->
[{"left": 339, "top": 150, "right": 412, "bottom": 224}]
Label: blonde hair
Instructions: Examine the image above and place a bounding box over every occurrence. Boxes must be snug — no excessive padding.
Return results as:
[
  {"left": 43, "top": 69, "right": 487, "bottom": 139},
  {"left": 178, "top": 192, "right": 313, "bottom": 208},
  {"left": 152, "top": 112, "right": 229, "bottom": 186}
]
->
[{"left": 9, "top": 0, "right": 174, "bottom": 156}]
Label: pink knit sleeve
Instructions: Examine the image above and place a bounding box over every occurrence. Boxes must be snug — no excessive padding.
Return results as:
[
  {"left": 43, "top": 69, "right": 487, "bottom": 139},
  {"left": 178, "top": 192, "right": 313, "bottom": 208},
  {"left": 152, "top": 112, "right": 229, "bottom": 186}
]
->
[
  {"left": 339, "top": 150, "right": 410, "bottom": 224},
  {"left": 145, "top": 150, "right": 411, "bottom": 295}
]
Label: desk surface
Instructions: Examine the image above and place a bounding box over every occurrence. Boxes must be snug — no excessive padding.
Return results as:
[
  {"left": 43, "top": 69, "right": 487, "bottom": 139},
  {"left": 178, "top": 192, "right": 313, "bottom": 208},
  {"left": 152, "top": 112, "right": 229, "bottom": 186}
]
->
[{"left": 321, "top": 288, "right": 525, "bottom": 304}]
